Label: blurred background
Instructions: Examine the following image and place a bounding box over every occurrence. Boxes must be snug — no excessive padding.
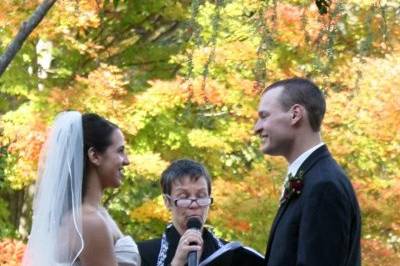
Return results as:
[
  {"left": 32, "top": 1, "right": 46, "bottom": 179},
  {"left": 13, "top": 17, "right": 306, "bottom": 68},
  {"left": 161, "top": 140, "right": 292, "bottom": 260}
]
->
[{"left": 0, "top": 0, "right": 399, "bottom": 265}]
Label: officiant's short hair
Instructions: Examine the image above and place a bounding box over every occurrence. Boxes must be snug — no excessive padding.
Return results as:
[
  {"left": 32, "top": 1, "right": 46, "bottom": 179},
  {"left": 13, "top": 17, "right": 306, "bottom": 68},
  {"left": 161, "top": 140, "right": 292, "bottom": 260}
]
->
[{"left": 161, "top": 159, "right": 212, "bottom": 196}]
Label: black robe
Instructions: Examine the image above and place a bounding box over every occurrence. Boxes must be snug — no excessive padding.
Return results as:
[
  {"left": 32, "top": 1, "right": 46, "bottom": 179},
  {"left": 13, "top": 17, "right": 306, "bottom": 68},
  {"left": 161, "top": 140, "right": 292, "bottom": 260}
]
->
[{"left": 138, "top": 225, "right": 228, "bottom": 266}]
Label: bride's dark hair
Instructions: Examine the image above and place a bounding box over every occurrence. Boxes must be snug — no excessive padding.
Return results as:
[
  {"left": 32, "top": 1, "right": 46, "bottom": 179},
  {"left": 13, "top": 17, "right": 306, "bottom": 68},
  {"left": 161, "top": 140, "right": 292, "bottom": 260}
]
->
[{"left": 81, "top": 113, "right": 118, "bottom": 198}]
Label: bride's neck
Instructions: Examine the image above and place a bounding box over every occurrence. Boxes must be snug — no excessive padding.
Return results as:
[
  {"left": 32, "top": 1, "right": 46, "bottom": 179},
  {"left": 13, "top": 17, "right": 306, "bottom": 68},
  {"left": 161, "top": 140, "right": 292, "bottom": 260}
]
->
[{"left": 82, "top": 172, "right": 103, "bottom": 209}]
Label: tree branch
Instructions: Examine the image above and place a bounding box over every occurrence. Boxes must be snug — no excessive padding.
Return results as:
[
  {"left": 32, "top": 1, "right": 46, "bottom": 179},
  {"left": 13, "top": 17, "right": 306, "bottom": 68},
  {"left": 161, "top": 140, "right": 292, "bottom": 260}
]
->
[{"left": 0, "top": 0, "right": 58, "bottom": 77}]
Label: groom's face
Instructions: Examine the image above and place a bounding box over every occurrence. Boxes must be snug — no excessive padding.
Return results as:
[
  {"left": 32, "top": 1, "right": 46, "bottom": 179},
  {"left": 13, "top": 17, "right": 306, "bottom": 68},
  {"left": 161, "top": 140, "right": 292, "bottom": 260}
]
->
[{"left": 254, "top": 86, "right": 294, "bottom": 157}]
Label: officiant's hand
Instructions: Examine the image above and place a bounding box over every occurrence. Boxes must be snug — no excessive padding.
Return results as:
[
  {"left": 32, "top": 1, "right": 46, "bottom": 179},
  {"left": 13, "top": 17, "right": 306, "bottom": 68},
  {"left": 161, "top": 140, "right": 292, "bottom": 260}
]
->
[{"left": 170, "top": 229, "right": 203, "bottom": 266}]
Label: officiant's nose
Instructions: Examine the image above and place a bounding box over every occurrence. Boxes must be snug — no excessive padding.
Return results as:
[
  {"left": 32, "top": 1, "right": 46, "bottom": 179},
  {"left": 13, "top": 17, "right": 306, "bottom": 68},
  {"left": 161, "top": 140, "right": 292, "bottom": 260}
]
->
[{"left": 188, "top": 199, "right": 200, "bottom": 209}]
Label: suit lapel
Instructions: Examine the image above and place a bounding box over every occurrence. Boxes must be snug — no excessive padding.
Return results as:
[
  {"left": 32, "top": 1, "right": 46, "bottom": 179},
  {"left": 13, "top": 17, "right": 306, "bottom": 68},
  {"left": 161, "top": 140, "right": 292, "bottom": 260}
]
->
[
  {"left": 295, "top": 145, "right": 330, "bottom": 180},
  {"left": 264, "top": 200, "right": 289, "bottom": 262},
  {"left": 264, "top": 145, "right": 331, "bottom": 263}
]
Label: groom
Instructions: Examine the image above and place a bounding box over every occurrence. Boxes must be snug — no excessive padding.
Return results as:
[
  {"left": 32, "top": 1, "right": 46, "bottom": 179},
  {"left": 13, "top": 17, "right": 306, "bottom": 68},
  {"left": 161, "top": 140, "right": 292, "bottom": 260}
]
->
[{"left": 254, "top": 78, "right": 361, "bottom": 266}]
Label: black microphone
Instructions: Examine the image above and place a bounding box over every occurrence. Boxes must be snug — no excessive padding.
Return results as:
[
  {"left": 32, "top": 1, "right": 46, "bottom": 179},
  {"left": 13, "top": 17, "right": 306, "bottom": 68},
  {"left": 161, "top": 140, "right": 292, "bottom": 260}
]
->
[{"left": 186, "top": 217, "right": 202, "bottom": 266}]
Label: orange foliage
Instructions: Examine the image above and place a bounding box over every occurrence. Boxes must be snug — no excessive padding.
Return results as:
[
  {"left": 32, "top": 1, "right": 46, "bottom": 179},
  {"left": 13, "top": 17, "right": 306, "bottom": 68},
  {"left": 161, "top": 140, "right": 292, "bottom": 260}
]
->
[
  {"left": 1, "top": 108, "right": 48, "bottom": 187},
  {"left": 183, "top": 78, "right": 224, "bottom": 106},
  {"left": 224, "top": 215, "right": 251, "bottom": 232},
  {"left": 325, "top": 53, "right": 400, "bottom": 182},
  {"left": 264, "top": 3, "right": 325, "bottom": 45},
  {"left": 130, "top": 196, "right": 170, "bottom": 223},
  {"left": 362, "top": 238, "right": 400, "bottom": 266},
  {"left": 210, "top": 158, "right": 285, "bottom": 233},
  {"left": 133, "top": 79, "right": 187, "bottom": 115},
  {"left": 49, "top": 64, "right": 137, "bottom": 135},
  {"left": 6, "top": 120, "right": 46, "bottom": 163},
  {"left": 0, "top": 238, "right": 26, "bottom": 266},
  {"left": 226, "top": 75, "right": 261, "bottom": 98},
  {"left": 127, "top": 152, "right": 169, "bottom": 181},
  {"left": 53, "top": 0, "right": 101, "bottom": 29},
  {"left": 0, "top": 0, "right": 102, "bottom": 49},
  {"left": 356, "top": 178, "right": 400, "bottom": 236},
  {"left": 214, "top": 42, "right": 258, "bottom": 67},
  {"left": 0, "top": 1, "right": 41, "bottom": 33}
]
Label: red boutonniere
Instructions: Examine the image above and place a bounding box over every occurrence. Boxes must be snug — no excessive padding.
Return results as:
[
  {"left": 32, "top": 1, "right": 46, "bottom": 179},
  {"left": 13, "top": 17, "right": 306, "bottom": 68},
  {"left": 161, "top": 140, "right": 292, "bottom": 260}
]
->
[{"left": 281, "top": 170, "right": 304, "bottom": 204}]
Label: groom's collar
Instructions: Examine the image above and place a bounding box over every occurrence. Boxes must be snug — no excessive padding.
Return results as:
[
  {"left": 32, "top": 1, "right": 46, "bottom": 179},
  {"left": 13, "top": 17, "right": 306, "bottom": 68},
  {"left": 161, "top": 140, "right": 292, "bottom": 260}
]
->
[{"left": 288, "top": 142, "right": 324, "bottom": 177}]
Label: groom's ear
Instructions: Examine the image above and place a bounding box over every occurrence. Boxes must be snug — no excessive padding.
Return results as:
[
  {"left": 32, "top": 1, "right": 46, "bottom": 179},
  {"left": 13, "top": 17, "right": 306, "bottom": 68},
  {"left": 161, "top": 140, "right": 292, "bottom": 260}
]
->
[
  {"left": 87, "top": 147, "right": 101, "bottom": 166},
  {"left": 290, "top": 104, "right": 304, "bottom": 125}
]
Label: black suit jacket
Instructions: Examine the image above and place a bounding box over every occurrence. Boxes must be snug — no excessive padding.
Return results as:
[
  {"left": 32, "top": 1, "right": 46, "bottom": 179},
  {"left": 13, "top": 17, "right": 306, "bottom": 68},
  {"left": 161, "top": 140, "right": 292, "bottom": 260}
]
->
[
  {"left": 264, "top": 145, "right": 361, "bottom": 266},
  {"left": 138, "top": 225, "right": 228, "bottom": 266}
]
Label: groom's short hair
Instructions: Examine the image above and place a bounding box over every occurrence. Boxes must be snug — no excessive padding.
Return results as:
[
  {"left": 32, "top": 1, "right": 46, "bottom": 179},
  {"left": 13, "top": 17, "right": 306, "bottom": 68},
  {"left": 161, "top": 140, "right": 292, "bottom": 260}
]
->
[
  {"left": 160, "top": 159, "right": 212, "bottom": 196},
  {"left": 265, "top": 78, "right": 326, "bottom": 132}
]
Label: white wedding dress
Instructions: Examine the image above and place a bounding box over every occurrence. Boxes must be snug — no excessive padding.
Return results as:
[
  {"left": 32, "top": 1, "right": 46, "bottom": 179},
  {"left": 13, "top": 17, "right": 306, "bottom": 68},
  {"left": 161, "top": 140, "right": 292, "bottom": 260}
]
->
[
  {"left": 74, "top": 208, "right": 141, "bottom": 266},
  {"left": 55, "top": 235, "right": 140, "bottom": 266},
  {"left": 55, "top": 207, "right": 140, "bottom": 266},
  {"left": 114, "top": 235, "right": 141, "bottom": 266},
  {"left": 56, "top": 235, "right": 140, "bottom": 266}
]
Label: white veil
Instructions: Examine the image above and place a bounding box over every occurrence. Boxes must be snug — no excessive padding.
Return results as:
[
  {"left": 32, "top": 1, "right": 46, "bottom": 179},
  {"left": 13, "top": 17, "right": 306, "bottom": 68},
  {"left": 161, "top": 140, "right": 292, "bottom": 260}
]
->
[{"left": 23, "top": 111, "right": 84, "bottom": 266}]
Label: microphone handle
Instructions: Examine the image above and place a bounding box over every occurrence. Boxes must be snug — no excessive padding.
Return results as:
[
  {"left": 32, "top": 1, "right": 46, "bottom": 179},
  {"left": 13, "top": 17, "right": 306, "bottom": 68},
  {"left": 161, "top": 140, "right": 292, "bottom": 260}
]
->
[{"left": 188, "top": 250, "right": 197, "bottom": 266}]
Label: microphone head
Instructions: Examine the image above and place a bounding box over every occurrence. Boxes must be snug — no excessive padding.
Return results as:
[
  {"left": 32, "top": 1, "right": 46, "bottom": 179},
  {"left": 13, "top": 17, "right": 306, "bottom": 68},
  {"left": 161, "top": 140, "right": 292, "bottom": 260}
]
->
[{"left": 186, "top": 217, "right": 202, "bottom": 230}]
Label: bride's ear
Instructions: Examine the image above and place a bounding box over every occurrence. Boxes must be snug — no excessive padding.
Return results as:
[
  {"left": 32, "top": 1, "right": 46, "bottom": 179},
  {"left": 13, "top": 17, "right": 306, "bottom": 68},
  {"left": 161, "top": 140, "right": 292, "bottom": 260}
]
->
[{"left": 87, "top": 147, "right": 101, "bottom": 166}]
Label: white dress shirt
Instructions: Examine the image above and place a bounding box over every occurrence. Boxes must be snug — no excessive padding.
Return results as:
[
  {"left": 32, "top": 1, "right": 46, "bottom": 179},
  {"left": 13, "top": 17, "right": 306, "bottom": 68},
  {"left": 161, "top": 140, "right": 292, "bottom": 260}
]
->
[{"left": 280, "top": 142, "right": 324, "bottom": 200}]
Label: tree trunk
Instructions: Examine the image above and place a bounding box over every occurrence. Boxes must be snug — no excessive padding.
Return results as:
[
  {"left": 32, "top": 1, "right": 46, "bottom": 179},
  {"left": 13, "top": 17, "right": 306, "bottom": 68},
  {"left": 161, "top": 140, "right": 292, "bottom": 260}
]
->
[
  {"left": 18, "top": 186, "right": 34, "bottom": 238},
  {"left": 0, "top": 0, "right": 58, "bottom": 77}
]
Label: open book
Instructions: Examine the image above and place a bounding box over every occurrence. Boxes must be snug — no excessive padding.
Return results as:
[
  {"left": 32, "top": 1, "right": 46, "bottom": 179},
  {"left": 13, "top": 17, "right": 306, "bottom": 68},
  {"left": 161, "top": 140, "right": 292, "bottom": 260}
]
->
[{"left": 199, "top": 241, "right": 264, "bottom": 266}]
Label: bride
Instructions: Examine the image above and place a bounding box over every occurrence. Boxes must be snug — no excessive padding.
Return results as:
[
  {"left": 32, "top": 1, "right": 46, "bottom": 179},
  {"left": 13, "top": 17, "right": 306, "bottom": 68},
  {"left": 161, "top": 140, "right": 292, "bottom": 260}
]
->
[{"left": 23, "top": 111, "right": 140, "bottom": 266}]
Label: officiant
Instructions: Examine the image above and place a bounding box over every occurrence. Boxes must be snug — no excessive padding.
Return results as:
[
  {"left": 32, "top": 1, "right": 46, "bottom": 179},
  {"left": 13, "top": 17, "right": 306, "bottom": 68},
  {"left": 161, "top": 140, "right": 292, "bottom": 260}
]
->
[{"left": 137, "top": 159, "right": 230, "bottom": 266}]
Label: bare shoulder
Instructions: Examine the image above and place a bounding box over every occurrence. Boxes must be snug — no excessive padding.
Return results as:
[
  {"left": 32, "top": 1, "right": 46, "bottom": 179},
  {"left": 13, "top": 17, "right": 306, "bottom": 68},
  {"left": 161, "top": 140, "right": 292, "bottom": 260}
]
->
[
  {"left": 79, "top": 207, "right": 117, "bottom": 266},
  {"left": 81, "top": 207, "right": 109, "bottom": 235}
]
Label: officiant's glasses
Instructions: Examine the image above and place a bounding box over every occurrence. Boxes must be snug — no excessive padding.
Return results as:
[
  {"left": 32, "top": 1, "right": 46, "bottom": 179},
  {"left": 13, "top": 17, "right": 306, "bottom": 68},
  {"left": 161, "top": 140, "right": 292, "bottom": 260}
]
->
[{"left": 164, "top": 194, "right": 213, "bottom": 208}]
